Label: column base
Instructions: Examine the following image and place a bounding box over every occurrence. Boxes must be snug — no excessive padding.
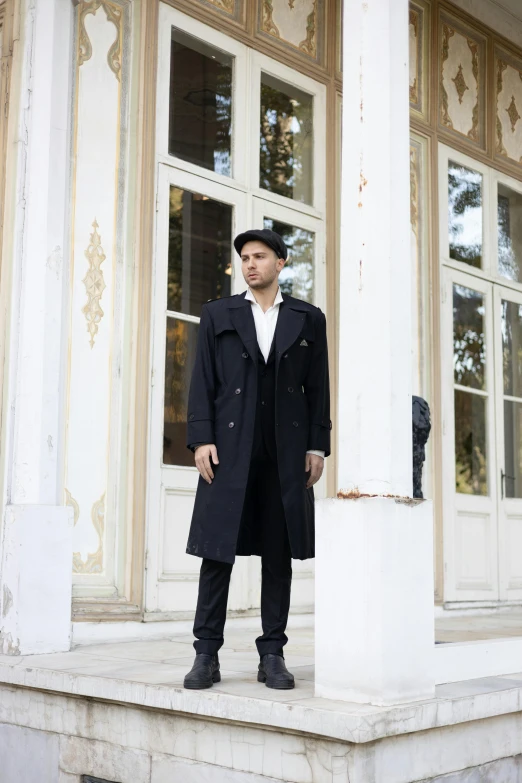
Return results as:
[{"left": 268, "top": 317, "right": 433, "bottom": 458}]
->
[
  {"left": 0, "top": 505, "right": 74, "bottom": 655},
  {"left": 315, "top": 496, "right": 435, "bottom": 706}
]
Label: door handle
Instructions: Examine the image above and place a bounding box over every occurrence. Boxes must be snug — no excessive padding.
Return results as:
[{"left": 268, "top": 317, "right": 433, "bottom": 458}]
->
[{"left": 501, "top": 469, "right": 516, "bottom": 499}]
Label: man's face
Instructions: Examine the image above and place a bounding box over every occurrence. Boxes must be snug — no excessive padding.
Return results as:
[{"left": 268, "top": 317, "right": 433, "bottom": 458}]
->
[{"left": 240, "top": 240, "right": 285, "bottom": 290}]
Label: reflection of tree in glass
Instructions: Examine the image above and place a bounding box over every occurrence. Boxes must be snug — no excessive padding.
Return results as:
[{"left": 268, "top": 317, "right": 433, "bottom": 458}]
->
[
  {"left": 167, "top": 187, "right": 231, "bottom": 315},
  {"left": 453, "top": 285, "right": 485, "bottom": 390},
  {"left": 169, "top": 38, "right": 232, "bottom": 176},
  {"left": 260, "top": 86, "right": 295, "bottom": 200},
  {"left": 498, "top": 191, "right": 522, "bottom": 283},
  {"left": 163, "top": 318, "right": 198, "bottom": 467},
  {"left": 264, "top": 218, "right": 314, "bottom": 303},
  {"left": 168, "top": 188, "right": 183, "bottom": 311},
  {"left": 501, "top": 300, "right": 522, "bottom": 398},
  {"left": 260, "top": 82, "right": 312, "bottom": 204},
  {"left": 454, "top": 390, "right": 488, "bottom": 496},
  {"left": 448, "top": 163, "right": 482, "bottom": 268},
  {"left": 165, "top": 319, "right": 189, "bottom": 424}
]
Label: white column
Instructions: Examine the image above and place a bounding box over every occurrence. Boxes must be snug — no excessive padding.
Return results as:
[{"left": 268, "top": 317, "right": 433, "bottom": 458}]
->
[
  {"left": 315, "top": 0, "right": 435, "bottom": 705},
  {"left": 0, "top": 0, "right": 74, "bottom": 654}
]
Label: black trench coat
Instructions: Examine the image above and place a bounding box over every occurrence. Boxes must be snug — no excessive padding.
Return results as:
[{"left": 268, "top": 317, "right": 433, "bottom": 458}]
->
[{"left": 185, "top": 291, "right": 331, "bottom": 564}]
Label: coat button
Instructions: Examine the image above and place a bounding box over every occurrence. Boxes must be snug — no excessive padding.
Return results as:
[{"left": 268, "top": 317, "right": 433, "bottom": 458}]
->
[
  {"left": 283, "top": 354, "right": 288, "bottom": 359},
  {"left": 242, "top": 352, "right": 248, "bottom": 358},
  {"left": 228, "top": 422, "right": 235, "bottom": 428},
  {"left": 293, "top": 421, "right": 298, "bottom": 427},
  {"left": 261, "top": 401, "right": 266, "bottom": 406},
  {"left": 189, "top": 414, "right": 194, "bottom": 420},
  {"left": 288, "top": 387, "right": 294, "bottom": 393},
  {"left": 235, "top": 388, "right": 241, "bottom": 394}
]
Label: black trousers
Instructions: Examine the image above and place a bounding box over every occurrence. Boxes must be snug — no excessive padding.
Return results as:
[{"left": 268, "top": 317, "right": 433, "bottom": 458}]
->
[{"left": 193, "top": 445, "right": 292, "bottom": 658}]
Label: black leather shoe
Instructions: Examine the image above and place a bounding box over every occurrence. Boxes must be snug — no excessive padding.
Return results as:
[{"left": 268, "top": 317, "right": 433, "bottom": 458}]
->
[
  {"left": 184, "top": 653, "right": 221, "bottom": 689},
  {"left": 258, "top": 654, "right": 295, "bottom": 690}
]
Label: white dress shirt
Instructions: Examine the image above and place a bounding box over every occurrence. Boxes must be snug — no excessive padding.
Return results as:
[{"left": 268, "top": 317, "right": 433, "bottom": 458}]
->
[{"left": 245, "top": 287, "right": 324, "bottom": 460}]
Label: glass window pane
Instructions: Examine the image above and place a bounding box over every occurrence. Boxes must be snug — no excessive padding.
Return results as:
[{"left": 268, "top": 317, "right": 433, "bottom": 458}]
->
[
  {"left": 501, "top": 300, "right": 522, "bottom": 397},
  {"left": 260, "top": 73, "right": 313, "bottom": 205},
  {"left": 448, "top": 161, "right": 483, "bottom": 268},
  {"left": 455, "top": 389, "right": 488, "bottom": 495},
  {"left": 504, "top": 400, "right": 522, "bottom": 498},
  {"left": 453, "top": 284, "right": 486, "bottom": 390},
  {"left": 498, "top": 184, "right": 522, "bottom": 283},
  {"left": 168, "top": 186, "right": 232, "bottom": 316},
  {"left": 169, "top": 28, "right": 232, "bottom": 176},
  {"left": 263, "top": 218, "right": 314, "bottom": 302},
  {"left": 163, "top": 317, "right": 198, "bottom": 467}
]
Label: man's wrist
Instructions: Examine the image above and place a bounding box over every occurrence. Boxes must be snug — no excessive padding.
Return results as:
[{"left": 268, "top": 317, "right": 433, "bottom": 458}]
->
[{"left": 306, "top": 449, "right": 325, "bottom": 459}]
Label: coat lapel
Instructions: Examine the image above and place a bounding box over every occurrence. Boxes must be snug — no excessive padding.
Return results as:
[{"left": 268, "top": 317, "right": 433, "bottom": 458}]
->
[
  {"left": 275, "top": 296, "right": 306, "bottom": 361},
  {"left": 227, "top": 291, "right": 306, "bottom": 366},
  {"left": 227, "top": 293, "right": 258, "bottom": 363}
]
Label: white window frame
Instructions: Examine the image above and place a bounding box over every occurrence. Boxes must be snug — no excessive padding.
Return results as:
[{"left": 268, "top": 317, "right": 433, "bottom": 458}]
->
[
  {"left": 157, "top": 4, "right": 250, "bottom": 187},
  {"left": 249, "top": 50, "right": 327, "bottom": 218},
  {"left": 252, "top": 196, "right": 326, "bottom": 311}
]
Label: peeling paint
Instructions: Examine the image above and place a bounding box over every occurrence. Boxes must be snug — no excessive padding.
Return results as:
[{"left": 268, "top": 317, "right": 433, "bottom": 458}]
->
[
  {"left": 47, "top": 434, "right": 53, "bottom": 451},
  {"left": 2, "top": 585, "right": 13, "bottom": 617},
  {"left": 0, "top": 630, "right": 21, "bottom": 655},
  {"left": 337, "top": 488, "right": 422, "bottom": 506},
  {"left": 46, "top": 245, "right": 62, "bottom": 278}
]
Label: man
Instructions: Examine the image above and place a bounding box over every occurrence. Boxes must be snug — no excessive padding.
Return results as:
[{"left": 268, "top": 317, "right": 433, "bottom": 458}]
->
[{"left": 183, "top": 228, "right": 331, "bottom": 691}]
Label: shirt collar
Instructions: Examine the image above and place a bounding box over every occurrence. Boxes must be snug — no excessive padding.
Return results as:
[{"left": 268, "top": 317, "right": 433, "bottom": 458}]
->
[{"left": 245, "top": 286, "right": 283, "bottom": 308}]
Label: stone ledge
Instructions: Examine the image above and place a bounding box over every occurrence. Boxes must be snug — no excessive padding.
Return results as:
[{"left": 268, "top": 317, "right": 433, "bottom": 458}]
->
[{"left": 2, "top": 659, "right": 522, "bottom": 744}]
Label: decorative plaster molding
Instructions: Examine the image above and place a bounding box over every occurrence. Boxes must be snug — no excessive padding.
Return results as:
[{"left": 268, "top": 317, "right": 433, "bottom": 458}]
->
[
  {"left": 410, "top": 146, "right": 419, "bottom": 237},
  {"left": 497, "top": 58, "right": 509, "bottom": 156},
  {"left": 73, "top": 493, "right": 105, "bottom": 574},
  {"left": 262, "top": 0, "right": 279, "bottom": 38},
  {"left": 65, "top": 489, "right": 80, "bottom": 526},
  {"left": 207, "top": 0, "right": 235, "bottom": 12},
  {"left": 440, "top": 20, "right": 481, "bottom": 144},
  {"left": 299, "top": 2, "right": 317, "bottom": 58},
  {"left": 78, "top": 0, "right": 123, "bottom": 81},
  {"left": 261, "top": 0, "right": 318, "bottom": 60},
  {"left": 82, "top": 220, "right": 106, "bottom": 349}
]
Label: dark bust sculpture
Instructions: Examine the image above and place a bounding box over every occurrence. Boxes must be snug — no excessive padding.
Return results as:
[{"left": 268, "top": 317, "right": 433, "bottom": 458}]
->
[{"left": 412, "top": 396, "right": 431, "bottom": 499}]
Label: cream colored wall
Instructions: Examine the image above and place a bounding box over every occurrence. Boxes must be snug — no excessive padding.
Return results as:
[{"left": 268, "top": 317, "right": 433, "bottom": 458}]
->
[{"left": 450, "top": 0, "right": 522, "bottom": 48}]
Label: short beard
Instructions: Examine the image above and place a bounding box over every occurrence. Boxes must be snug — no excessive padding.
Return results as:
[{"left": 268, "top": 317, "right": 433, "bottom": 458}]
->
[{"left": 249, "top": 273, "right": 278, "bottom": 290}]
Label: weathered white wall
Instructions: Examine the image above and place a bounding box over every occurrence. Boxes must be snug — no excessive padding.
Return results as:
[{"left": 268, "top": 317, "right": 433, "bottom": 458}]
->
[
  {"left": 0, "top": 0, "right": 75, "bottom": 653},
  {"left": 66, "top": 1, "right": 132, "bottom": 597},
  {"left": 2, "top": 683, "right": 522, "bottom": 782},
  {"left": 0, "top": 724, "right": 60, "bottom": 783}
]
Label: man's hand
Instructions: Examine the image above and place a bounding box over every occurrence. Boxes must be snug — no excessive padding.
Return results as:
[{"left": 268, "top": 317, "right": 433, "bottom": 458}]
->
[
  {"left": 305, "top": 453, "right": 324, "bottom": 488},
  {"left": 195, "top": 444, "right": 219, "bottom": 484}
]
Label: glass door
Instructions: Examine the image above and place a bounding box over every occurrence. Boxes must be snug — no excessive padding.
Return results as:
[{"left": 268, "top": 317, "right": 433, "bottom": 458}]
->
[
  {"left": 495, "top": 289, "right": 522, "bottom": 601},
  {"left": 442, "top": 268, "right": 498, "bottom": 601},
  {"left": 146, "top": 4, "right": 327, "bottom": 617},
  {"left": 440, "top": 143, "right": 522, "bottom": 604}
]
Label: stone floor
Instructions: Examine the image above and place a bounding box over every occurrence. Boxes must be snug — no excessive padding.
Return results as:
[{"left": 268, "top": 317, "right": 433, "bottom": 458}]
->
[
  {"left": 435, "top": 606, "right": 522, "bottom": 642},
  {"left": 0, "top": 613, "right": 522, "bottom": 729},
  {"left": 4, "top": 614, "right": 522, "bottom": 781}
]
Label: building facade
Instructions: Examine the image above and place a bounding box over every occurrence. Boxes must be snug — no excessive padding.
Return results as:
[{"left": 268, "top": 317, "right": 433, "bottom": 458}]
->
[{"left": 1, "top": 0, "right": 522, "bottom": 634}]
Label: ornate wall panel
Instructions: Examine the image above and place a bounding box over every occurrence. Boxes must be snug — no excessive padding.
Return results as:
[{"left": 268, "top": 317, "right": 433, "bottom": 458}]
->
[
  {"left": 495, "top": 46, "right": 522, "bottom": 166},
  {"left": 257, "top": 0, "right": 326, "bottom": 67},
  {"left": 190, "top": 0, "right": 244, "bottom": 23},
  {"left": 438, "top": 11, "right": 487, "bottom": 149},
  {"left": 66, "top": 0, "right": 130, "bottom": 589},
  {"left": 410, "top": 0, "right": 430, "bottom": 122},
  {"left": 410, "top": 132, "right": 430, "bottom": 399}
]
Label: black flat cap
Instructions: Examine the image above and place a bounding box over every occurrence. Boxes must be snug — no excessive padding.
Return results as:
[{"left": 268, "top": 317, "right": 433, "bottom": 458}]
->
[{"left": 234, "top": 229, "right": 288, "bottom": 260}]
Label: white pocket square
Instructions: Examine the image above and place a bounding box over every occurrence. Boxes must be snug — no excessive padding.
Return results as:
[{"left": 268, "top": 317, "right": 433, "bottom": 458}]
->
[{"left": 300, "top": 339, "right": 308, "bottom": 347}]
